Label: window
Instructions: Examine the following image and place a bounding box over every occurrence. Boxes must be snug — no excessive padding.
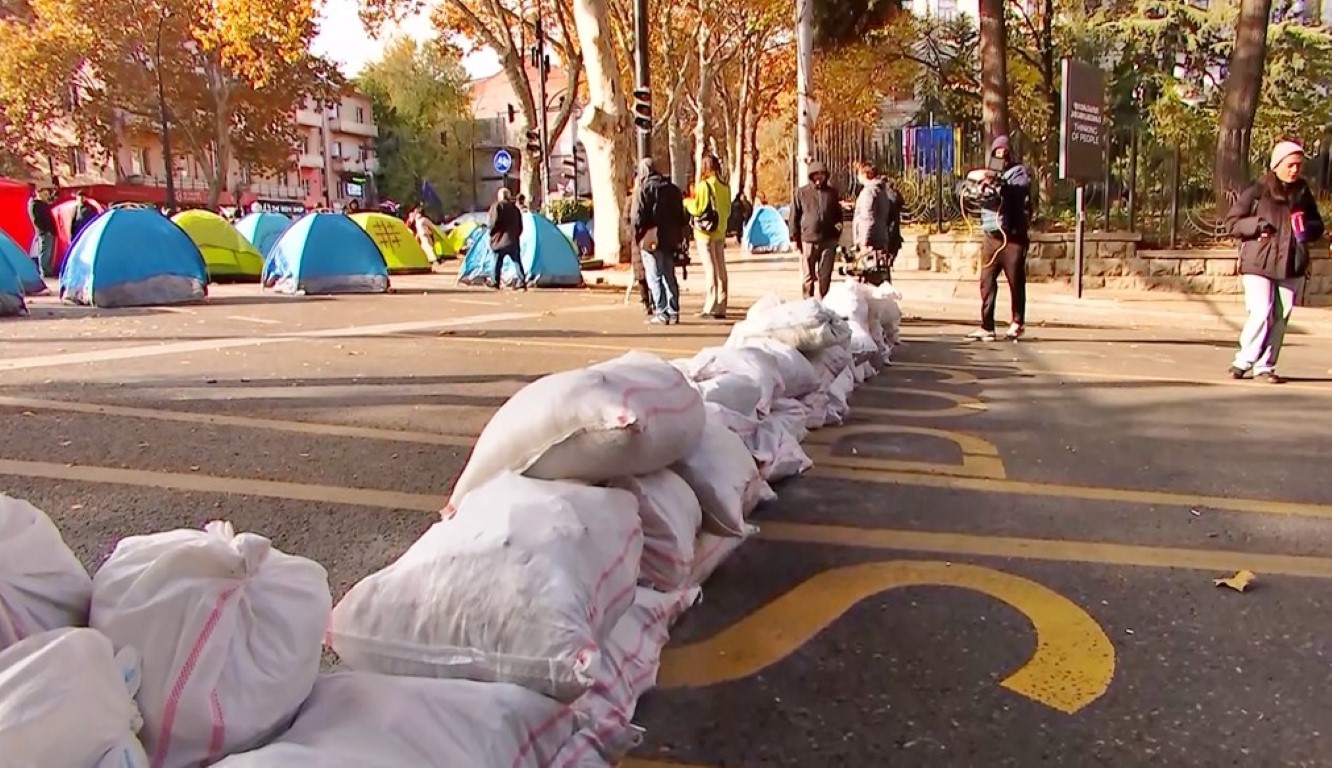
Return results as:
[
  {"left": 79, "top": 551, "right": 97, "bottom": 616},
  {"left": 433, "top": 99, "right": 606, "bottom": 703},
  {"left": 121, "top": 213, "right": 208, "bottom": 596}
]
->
[
  {"left": 357, "top": 145, "right": 366, "bottom": 162},
  {"left": 331, "top": 141, "right": 342, "bottom": 159},
  {"left": 355, "top": 106, "right": 365, "bottom": 123},
  {"left": 131, "top": 148, "right": 148, "bottom": 176},
  {"left": 300, "top": 178, "right": 311, "bottom": 196},
  {"left": 69, "top": 149, "right": 87, "bottom": 175}
]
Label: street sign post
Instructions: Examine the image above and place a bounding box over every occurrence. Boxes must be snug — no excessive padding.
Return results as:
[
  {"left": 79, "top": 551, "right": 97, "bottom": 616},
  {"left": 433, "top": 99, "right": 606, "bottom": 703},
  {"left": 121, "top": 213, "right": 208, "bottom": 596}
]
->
[
  {"left": 492, "top": 149, "right": 514, "bottom": 177},
  {"left": 1059, "top": 58, "right": 1106, "bottom": 299}
]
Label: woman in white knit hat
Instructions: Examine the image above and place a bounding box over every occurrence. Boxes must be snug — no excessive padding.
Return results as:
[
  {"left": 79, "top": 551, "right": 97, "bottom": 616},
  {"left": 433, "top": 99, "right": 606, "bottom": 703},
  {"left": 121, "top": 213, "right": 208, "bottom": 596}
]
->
[{"left": 1223, "top": 140, "right": 1325, "bottom": 383}]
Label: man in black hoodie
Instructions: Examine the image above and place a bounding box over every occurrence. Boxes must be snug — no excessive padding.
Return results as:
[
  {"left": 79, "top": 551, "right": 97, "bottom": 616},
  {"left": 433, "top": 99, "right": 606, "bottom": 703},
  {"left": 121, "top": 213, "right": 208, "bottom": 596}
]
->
[
  {"left": 487, "top": 188, "right": 526, "bottom": 289},
  {"left": 790, "top": 161, "right": 843, "bottom": 299},
  {"left": 632, "top": 158, "right": 688, "bottom": 325},
  {"left": 967, "top": 135, "right": 1032, "bottom": 341}
]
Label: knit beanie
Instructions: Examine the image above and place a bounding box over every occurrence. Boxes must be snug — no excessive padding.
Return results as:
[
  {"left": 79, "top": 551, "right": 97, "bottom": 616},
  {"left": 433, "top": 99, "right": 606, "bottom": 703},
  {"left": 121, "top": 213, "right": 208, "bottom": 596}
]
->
[{"left": 1270, "top": 140, "right": 1304, "bottom": 170}]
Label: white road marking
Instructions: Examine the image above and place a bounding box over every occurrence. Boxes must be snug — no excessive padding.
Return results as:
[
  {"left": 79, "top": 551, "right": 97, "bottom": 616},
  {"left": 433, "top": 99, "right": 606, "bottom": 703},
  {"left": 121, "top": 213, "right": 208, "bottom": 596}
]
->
[{"left": 226, "top": 315, "right": 282, "bottom": 325}]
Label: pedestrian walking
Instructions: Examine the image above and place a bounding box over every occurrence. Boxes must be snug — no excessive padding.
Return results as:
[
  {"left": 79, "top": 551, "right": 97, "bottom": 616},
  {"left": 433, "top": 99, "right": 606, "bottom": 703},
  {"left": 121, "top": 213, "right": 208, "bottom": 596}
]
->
[
  {"left": 685, "top": 155, "right": 731, "bottom": 319},
  {"left": 966, "top": 135, "right": 1032, "bottom": 342},
  {"left": 1224, "top": 140, "right": 1325, "bottom": 384},
  {"left": 26, "top": 184, "right": 56, "bottom": 278},
  {"left": 851, "top": 161, "right": 903, "bottom": 284},
  {"left": 632, "top": 158, "right": 688, "bottom": 325},
  {"left": 409, "top": 206, "right": 437, "bottom": 263},
  {"left": 487, "top": 188, "right": 527, "bottom": 290},
  {"left": 790, "top": 161, "right": 843, "bottom": 299},
  {"left": 71, "top": 189, "right": 98, "bottom": 241}
]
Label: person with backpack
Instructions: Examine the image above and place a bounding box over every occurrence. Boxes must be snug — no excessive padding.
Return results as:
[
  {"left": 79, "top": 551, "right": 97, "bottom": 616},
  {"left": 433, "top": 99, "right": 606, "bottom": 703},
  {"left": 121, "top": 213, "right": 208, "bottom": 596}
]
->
[
  {"left": 684, "top": 154, "right": 731, "bottom": 319},
  {"left": 632, "top": 158, "right": 688, "bottom": 325},
  {"left": 851, "top": 161, "right": 903, "bottom": 283},
  {"left": 965, "top": 135, "right": 1032, "bottom": 342},
  {"left": 1224, "top": 140, "right": 1325, "bottom": 383},
  {"left": 791, "top": 161, "right": 843, "bottom": 299}
]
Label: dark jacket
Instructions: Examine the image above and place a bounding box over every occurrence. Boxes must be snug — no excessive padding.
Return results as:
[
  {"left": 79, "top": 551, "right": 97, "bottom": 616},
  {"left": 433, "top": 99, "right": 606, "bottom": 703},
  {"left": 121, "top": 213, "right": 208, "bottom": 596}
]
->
[
  {"left": 487, "top": 199, "right": 524, "bottom": 252},
  {"left": 852, "top": 178, "right": 903, "bottom": 253},
  {"left": 72, "top": 202, "right": 97, "bottom": 237},
  {"left": 791, "top": 182, "right": 842, "bottom": 245},
  {"left": 980, "top": 136, "right": 1032, "bottom": 244},
  {"left": 632, "top": 173, "right": 688, "bottom": 253},
  {"left": 28, "top": 198, "right": 55, "bottom": 236},
  {"left": 1226, "top": 176, "right": 1325, "bottom": 279}
]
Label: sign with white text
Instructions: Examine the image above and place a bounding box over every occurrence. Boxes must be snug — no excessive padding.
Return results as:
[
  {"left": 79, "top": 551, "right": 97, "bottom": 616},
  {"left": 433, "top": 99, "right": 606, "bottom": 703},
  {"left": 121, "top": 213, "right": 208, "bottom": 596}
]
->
[{"left": 1059, "top": 59, "right": 1106, "bottom": 181}]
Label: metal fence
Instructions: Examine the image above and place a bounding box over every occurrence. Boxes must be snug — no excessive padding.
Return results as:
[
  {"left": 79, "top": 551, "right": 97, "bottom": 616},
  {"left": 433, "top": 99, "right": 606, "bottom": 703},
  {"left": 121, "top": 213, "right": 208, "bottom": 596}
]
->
[{"left": 807, "top": 122, "right": 1332, "bottom": 248}]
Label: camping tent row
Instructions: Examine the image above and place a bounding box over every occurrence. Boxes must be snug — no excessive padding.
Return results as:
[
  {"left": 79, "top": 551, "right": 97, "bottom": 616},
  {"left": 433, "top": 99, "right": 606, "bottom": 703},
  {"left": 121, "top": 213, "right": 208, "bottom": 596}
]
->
[
  {"left": 49, "top": 210, "right": 430, "bottom": 308},
  {"left": 741, "top": 204, "right": 793, "bottom": 254},
  {"left": 458, "top": 211, "right": 584, "bottom": 288}
]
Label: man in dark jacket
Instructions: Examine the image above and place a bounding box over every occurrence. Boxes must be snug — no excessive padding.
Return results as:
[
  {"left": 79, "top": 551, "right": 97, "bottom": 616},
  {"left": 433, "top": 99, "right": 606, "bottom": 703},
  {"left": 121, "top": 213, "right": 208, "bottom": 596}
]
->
[
  {"left": 632, "top": 158, "right": 687, "bottom": 324},
  {"left": 487, "top": 188, "right": 526, "bottom": 289},
  {"left": 966, "top": 135, "right": 1032, "bottom": 341},
  {"left": 27, "top": 184, "right": 57, "bottom": 277},
  {"left": 790, "top": 161, "right": 843, "bottom": 299},
  {"left": 71, "top": 190, "right": 98, "bottom": 240}
]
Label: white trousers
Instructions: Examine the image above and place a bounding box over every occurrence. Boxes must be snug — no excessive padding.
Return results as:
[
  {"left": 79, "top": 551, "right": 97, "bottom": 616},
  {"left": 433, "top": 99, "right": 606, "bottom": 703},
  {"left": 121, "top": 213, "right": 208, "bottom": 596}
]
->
[{"left": 1233, "top": 274, "right": 1301, "bottom": 375}]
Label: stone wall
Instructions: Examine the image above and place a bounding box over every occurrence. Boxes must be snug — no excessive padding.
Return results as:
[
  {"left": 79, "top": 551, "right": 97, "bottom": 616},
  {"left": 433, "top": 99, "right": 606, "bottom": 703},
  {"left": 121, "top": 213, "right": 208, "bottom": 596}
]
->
[{"left": 904, "top": 230, "right": 1332, "bottom": 303}]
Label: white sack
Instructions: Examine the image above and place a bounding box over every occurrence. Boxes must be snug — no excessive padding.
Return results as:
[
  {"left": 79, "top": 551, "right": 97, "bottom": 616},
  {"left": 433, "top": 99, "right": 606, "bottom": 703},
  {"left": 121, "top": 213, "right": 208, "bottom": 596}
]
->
[
  {"left": 608, "top": 471, "right": 702, "bottom": 592},
  {"left": 822, "top": 280, "right": 880, "bottom": 360},
  {"left": 91, "top": 521, "right": 331, "bottom": 768},
  {"left": 727, "top": 298, "right": 851, "bottom": 352},
  {"left": 692, "top": 373, "right": 763, "bottom": 417},
  {"left": 678, "top": 346, "right": 784, "bottom": 415},
  {"left": 0, "top": 494, "right": 92, "bottom": 651},
  {"left": 806, "top": 345, "right": 853, "bottom": 387},
  {"left": 689, "top": 532, "right": 749, "bottom": 588},
  {"left": 330, "top": 474, "right": 642, "bottom": 702},
  {"left": 769, "top": 397, "right": 812, "bottom": 443},
  {"left": 0, "top": 627, "right": 148, "bottom": 768},
  {"left": 871, "top": 282, "right": 903, "bottom": 347},
  {"left": 745, "top": 293, "right": 783, "bottom": 320},
  {"left": 446, "top": 351, "right": 705, "bottom": 512},
  {"left": 827, "top": 366, "right": 856, "bottom": 424},
  {"left": 672, "top": 417, "right": 771, "bottom": 537},
  {"left": 214, "top": 674, "right": 574, "bottom": 768},
  {"left": 704, "top": 401, "right": 761, "bottom": 448},
  {"left": 738, "top": 337, "right": 821, "bottom": 397},
  {"left": 755, "top": 420, "right": 813, "bottom": 481},
  {"left": 799, "top": 390, "right": 830, "bottom": 429},
  {"left": 553, "top": 587, "right": 701, "bottom": 767}
]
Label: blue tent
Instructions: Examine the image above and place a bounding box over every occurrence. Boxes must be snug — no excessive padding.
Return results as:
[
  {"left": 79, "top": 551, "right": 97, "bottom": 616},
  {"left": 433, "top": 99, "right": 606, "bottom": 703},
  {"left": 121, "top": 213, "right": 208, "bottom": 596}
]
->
[
  {"left": 458, "top": 212, "right": 583, "bottom": 288},
  {"left": 742, "top": 205, "right": 793, "bottom": 253},
  {"left": 557, "top": 221, "right": 594, "bottom": 258},
  {"left": 236, "top": 212, "right": 292, "bottom": 257},
  {"left": 0, "top": 230, "right": 47, "bottom": 295},
  {"left": 60, "top": 209, "right": 207, "bottom": 308},
  {"left": 263, "top": 213, "right": 389, "bottom": 295},
  {"left": 0, "top": 244, "right": 26, "bottom": 316}
]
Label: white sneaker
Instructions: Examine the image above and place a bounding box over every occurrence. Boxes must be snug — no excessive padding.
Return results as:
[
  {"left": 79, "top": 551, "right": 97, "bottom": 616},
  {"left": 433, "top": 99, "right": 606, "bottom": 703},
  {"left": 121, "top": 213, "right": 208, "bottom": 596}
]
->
[
  {"left": 966, "top": 329, "right": 997, "bottom": 342},
  {"left": 1005, "top": 323, "right": 1025, "bottom": 340}
]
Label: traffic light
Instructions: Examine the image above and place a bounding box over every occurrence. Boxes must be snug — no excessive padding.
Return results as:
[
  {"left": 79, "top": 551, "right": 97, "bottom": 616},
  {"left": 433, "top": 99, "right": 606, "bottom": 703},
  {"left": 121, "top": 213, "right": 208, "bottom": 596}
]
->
[
  {"left": 525, "top": 129, "right": 542, "bottom": 156},
  {"left": 632, "top": 87, "right": 651, "bottom": 132},
  {"left": 507, "top": 104, "right": 517, "bottom": 123}
]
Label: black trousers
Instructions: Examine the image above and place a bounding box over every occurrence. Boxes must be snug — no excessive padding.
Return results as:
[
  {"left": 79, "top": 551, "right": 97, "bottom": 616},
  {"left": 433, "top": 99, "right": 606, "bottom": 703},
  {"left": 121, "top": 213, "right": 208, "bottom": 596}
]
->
[
  {"left": 494, "top": 246, "right": 526, "bottom": 287},
  {"left": 980, "top": 235, "right": 1027, "bottom": 331}
]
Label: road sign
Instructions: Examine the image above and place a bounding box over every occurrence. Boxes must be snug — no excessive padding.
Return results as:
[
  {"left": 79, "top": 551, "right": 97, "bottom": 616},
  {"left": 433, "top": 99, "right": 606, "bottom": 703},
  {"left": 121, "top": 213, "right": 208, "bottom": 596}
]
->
[
  {"left": 493, "top": 149, "right": 514, "bottom": 176},
  {"left": 1058, "top": 59, "right": 1106, "bottom": 181}
]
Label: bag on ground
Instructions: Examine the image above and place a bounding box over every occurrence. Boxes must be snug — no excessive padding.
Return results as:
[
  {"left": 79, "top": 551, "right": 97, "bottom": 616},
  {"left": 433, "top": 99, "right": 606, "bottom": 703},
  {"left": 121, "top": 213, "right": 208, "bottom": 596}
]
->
[
  {"left": 553, "top": 587, "right": 701, "bottom": 767},
  {"left": 90, "top": 521, "right": 331, "bottom": 768},
  {"left": 672, "top": 416, "right": 771, "bottom": 537},
  {"left": 213, "top": 674, "right": 575, "bottom": 768},
  {"left": 692, "top": 373, "right": 763, "bottom": 418},
  {"left": 0, "top": 627, "right": 148, "bottom": 768},
  {"left": 870, "top": 282, "right": 903, "bottom": 347},
  {"left": 329, "top": 473, "right": 643, "bottom": 702},
  {"left": 738, "top": 337, "right": 821, "bottom": 397},
  {"left": 822, "top": 280, "right": 881, "bottom": 360},
  {"left": 608, "top": 471, "right": 702, "bottom": 592},
  {"left": 727, "top": 298, "right": 851, "bottom": 352},
  {"left": 769, "top": 397, "right": 812, "bottom": 443},
  {"left": 689, "top": 531, "right": 749, "bottom": 588},
  {"left": 827, "top": 366, "right": 856, "bottom": 424},
  {"left": 678, "top": 346, "right": 784, "bottom": 415},
  {"left": 799, "top": 390, "right": 830, "bottom": 429},
  {"left": 446, "top": 352, "right": 705, "bottom": 512},
  {"left": 0, "top": 494, "right": 92, "bottom": 651},
  {"left": 806, "top": 345, "right": 853, "bottom": 388}
]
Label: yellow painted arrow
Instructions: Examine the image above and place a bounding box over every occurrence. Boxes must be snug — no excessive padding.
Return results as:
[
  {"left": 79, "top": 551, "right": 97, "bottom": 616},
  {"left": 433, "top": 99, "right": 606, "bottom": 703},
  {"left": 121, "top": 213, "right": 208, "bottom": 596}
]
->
[{"left": 658, "top": 560, "right": 1115, "bottom": 715}]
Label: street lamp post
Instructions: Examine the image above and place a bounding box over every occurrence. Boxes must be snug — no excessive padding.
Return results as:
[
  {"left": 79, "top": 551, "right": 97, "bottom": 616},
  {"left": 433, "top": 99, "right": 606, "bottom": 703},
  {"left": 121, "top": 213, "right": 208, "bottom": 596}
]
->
[
  {"left": 154, "top": 9, "right": 175, "bottom": 210},
  {"left": 532, "top": 8, "right": 552, "bottom": 206},
  {"left": 633, "top": 0, "right": 650, "bottom": 160}
]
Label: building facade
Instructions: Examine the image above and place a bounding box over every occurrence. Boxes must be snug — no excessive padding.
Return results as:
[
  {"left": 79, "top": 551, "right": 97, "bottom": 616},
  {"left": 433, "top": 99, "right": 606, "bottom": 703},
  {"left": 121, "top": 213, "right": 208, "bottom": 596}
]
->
[{"left": 41, "top": 90, "right": 379, "bottom": 212}]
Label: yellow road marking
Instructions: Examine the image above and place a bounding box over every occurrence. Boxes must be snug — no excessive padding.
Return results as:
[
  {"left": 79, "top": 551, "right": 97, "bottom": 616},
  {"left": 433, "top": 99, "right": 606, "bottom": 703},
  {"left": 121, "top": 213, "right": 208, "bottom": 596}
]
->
[
  {"left": 0, "top": 397, "right": 475, "bottom": 447},
  {"left": 757, "top": 522, "right": 1332, "bottom": 579},
  {"left": 885, "top": 363, "right": 980, "bottom": 385},
  {"left": 1022, "top": 367, "right": 1332, "bottom": 395},
  {"left": 804, "top": 424, "right": 1007, "bottom": 479},
  {"left": 659, "top": 561, "right": 1115, "bottom": 715},
  {"left": 804, "top": 465, "right": 1332, "bottom": 522},
  {"left": 0, "top": 459, "right": 443, "bottom": 513},
  {"left": 843, "top": 387, "right": 987, "bottom": 418}
]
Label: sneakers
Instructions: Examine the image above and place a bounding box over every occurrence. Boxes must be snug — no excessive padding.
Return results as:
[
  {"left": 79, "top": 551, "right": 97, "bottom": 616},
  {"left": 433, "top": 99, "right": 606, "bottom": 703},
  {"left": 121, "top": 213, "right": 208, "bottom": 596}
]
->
[
  {"left": 1228, "top": 366, "right": 1248, "bottom": 380},
  {"left": 647, "top": 316, "right": 669, "bottom": 325},
  {"left": 1005, "top": 323, "right": 1025, "bottom": 340},
  {"left": 1254, "top": 371, "right": 1284, "bottom": 384},
  {"left": 966, "top": 329, "right": 997, "bottom": 342}
]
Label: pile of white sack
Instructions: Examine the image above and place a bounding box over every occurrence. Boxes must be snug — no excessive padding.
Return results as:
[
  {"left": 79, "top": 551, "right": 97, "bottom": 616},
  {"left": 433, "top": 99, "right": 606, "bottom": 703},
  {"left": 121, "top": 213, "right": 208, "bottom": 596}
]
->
[{"left": 0, "top": 279, "right": 902, "bottom": 768}]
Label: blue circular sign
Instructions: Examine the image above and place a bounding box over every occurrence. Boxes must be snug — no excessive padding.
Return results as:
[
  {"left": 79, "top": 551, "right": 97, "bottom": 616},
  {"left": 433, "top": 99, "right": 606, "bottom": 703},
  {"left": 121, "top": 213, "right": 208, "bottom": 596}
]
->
[{"left": 493, "top": 149, "right": 514, "bottom": 175}]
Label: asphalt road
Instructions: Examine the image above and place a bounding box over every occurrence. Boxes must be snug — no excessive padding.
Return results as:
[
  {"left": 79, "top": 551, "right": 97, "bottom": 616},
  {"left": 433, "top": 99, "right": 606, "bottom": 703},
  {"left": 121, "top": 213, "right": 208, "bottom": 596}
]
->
[{"left": 4, "top": 276, "right": 1332, "bottom": 767}]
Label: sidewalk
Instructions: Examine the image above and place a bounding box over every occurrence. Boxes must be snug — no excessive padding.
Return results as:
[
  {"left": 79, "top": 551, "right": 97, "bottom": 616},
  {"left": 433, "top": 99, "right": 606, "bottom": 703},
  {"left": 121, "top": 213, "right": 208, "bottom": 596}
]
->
[{"left": 583, "top": 250, "right": 1332, "bottom": 337}]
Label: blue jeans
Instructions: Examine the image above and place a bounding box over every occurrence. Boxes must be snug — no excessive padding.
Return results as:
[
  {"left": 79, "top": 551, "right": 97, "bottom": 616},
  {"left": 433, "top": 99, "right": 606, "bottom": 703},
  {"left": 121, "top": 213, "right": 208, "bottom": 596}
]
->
[{"left": 641, "top": 249, "right": 679, "bottom": 319}]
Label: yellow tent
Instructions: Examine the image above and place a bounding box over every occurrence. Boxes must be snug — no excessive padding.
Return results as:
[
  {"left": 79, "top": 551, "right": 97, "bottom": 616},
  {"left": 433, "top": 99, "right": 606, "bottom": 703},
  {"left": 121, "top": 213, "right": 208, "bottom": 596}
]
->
[
  {"left": 440, "top": 220, "right": 482, "bottom": 258},
  {"left": 350, "top": 212, "right": 432, "bottom": 274},
  {"left": 171, "top": 210, "right": 264, "bottom": 281}
]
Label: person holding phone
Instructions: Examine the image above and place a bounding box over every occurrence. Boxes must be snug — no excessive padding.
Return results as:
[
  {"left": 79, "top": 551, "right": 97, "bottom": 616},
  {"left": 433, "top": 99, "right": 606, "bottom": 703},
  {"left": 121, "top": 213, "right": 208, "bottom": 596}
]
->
[{"left": 1224, "top": 140, "right": 1325, "bottom": 383}]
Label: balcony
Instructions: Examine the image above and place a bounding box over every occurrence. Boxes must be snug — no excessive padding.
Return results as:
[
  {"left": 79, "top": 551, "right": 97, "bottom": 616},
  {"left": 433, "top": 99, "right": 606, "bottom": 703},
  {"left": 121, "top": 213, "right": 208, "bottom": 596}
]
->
[
  {"left": 295, "top": 108, "right": 323, "bottom": 128},
  {"left": 330, "top": 118, "right": 378, "bottom": 138},
  {"left": 331, "top": 156, "right": 379, "bottom": 173},
  {"left": 297, "top": 153, "right": 324, "bottom": 169}
]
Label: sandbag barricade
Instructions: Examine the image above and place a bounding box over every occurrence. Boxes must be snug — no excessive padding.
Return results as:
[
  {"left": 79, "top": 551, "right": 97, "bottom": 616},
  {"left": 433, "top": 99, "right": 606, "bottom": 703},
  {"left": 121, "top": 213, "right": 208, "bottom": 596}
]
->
[{"left": 0, "top": 493, "right": 92, "bottom": 652}]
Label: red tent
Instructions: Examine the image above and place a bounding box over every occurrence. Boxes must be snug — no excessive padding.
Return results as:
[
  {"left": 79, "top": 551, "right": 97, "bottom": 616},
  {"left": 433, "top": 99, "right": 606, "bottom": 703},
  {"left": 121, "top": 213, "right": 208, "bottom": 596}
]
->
[
  {"left": 0, "top": 178, "right": 33, "bottom": 251},
  {"left": 52, "top": 197, "right": 105, "bottom": 274}
]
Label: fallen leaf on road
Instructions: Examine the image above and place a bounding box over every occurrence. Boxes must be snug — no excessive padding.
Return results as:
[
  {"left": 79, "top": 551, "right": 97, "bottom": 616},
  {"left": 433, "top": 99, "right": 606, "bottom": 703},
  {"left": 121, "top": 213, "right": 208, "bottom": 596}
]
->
[
  {"left": 20, "top": 411, "right": 33, "bottom": 416},
  {"left": 189, "top": 466, "right": 200, "bottom": 472},
  {"left": 58, "top": 440, "right": 71, "bottom": 447},
  {"left": 69, "top": 504, "right": 83, "bottom": 511},
  {"left": 1190, "top": 508, "right": 1200, "bottom": 516},
  {"left": 1214, "top": 570, "right": 1256, "bottom": 592}
]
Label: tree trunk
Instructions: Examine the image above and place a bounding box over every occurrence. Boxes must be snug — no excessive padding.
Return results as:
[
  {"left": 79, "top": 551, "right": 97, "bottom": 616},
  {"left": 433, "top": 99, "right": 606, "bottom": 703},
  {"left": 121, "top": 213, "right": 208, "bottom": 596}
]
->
[
  {"left": 1215, "top": 0, "right": 1272, "bottom": 212},
  {"left": 978, "top": 0, "right": 1010, "bottom": 148},
  {"left": 572, "top": 0, "right": 630, "bottom": 264},
  {"left": 693, "top": 17, "right": 715, "bottom": 174},
  {"left": 794, "top": 0, "right": 814, "bottom": 181},
  {"left": 668, "top": 114, "right": 691, "bottom": 188},
  {"left": 745, "top": 100, "right": 759, "bottom": 200}
]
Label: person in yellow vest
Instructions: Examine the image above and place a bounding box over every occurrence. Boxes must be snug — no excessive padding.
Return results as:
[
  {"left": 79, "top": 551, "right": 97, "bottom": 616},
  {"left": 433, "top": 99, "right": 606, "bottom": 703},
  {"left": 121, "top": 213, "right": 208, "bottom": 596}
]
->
[{"left": 684, "top": 154, "right": 732, "bottom": 318}]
